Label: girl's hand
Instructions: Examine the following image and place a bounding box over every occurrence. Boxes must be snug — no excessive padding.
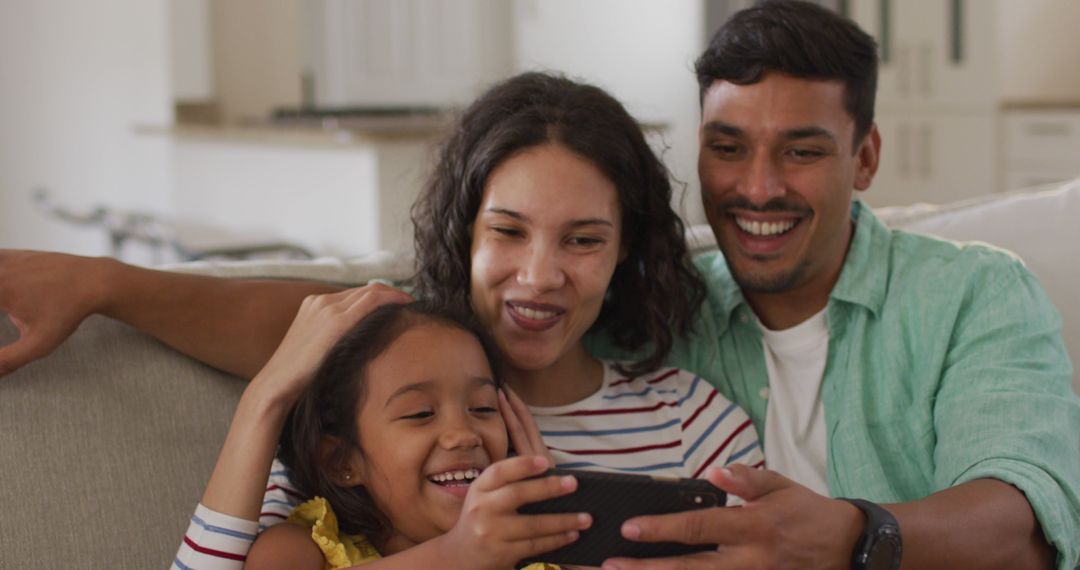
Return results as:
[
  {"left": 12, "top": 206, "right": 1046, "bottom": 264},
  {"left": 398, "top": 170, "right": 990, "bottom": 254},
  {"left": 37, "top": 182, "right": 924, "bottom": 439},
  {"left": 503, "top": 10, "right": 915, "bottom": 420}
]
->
[
  {"left": 248, "top": 283, "right": 413, "bottom": 406},
  {"left": 499, "top": 386, "right": 556, "bottom": 467},
  {"left": 439, "top": 455, "right": 591, "bottom": 570}
]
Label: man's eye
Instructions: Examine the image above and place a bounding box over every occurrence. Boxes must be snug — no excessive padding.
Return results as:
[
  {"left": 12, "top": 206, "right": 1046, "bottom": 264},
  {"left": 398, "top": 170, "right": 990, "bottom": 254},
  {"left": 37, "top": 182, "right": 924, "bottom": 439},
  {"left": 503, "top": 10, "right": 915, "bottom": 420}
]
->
[
  {"left": 788, "top": 148, "right": 826, "bottom": 160},
  {"left": 708, "top": 142, "right": 743, "bottom": 157}
]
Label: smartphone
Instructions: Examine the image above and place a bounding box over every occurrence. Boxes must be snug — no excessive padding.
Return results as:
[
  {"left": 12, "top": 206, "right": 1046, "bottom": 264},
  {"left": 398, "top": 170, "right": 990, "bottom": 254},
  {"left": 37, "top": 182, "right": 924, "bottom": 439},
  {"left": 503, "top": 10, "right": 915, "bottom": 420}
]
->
[{"left": 516, "top": 469, "right": 725, "bottom": 567}]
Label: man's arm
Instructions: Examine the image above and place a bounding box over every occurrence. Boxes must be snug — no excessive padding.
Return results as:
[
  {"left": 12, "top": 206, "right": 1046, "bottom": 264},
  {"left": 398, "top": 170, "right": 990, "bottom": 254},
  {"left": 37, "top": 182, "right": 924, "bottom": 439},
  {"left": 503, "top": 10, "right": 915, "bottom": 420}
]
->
[
  {"left": 0, "top": 250, "right": 340, "bottom": 378},
  {"left": 606, "top": 466, "right": 1054, "bottom": 570}
]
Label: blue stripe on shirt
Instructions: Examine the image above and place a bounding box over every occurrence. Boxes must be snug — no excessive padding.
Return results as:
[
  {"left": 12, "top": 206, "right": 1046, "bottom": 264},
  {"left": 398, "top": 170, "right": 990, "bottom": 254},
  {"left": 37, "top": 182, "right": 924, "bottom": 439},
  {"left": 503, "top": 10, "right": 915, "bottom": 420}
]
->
[
  {"left": 556, "top": 460, "right": 686, "bottom": 473},
  {"left": 725, "top": 441, "right": 760, "bottom": 465},
  {"left": 682, "top": 401, "right": 738, "bottom": 462},
  {"left": 172, "top": 558, "right": 194, "bottom": 570},
  {"left": 191, "top": 513, "right": 257, "bottom": 541}
]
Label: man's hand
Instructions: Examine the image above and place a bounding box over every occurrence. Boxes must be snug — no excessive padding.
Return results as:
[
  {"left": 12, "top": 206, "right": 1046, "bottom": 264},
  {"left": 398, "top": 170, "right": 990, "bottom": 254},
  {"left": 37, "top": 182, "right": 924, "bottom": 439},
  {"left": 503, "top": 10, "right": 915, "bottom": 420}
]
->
[
  {"left": 602, "top": 464, "right": 863, "bottom": 570},
  {"left": 0, "top": 250, "right": 112, "bottom": 377}
]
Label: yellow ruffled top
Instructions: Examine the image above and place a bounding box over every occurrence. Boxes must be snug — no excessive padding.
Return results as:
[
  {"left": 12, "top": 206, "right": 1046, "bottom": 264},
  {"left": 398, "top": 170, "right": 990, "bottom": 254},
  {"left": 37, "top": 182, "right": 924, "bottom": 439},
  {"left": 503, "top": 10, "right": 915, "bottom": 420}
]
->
[{"left": 288, "top": 497, "right": 559, "bottom": 570}]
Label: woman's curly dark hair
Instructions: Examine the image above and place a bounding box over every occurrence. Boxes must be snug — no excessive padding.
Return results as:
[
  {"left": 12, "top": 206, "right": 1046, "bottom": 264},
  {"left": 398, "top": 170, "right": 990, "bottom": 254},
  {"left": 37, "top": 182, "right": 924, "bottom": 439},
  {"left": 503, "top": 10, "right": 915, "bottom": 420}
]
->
[{"left": 411, "top": 71, "right": 705, "bottom": 376}]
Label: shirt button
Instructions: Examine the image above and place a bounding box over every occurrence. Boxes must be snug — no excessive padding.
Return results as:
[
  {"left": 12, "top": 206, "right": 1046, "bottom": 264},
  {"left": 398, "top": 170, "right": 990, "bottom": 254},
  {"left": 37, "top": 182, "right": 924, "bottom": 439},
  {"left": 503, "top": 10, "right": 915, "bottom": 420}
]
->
[
  {"left": 740, "top": 314, "right": 751, "bottom": 324},
  {"left": 759, "top": 387, "right": 771, "bottom": 400}
]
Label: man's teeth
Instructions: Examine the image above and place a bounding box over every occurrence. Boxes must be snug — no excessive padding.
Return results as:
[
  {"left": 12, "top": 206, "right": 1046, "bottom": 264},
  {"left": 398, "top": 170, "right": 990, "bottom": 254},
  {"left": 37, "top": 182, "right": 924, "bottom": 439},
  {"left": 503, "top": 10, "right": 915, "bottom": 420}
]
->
[
  {"left": 735, "top": 217, "right": 797, "bottom": 237},
  {"left": 429, "top": 468, "right": 481, "bottom": 484},
  {"left": 512, "top": 305, "right": 557, "bottom": 320}
]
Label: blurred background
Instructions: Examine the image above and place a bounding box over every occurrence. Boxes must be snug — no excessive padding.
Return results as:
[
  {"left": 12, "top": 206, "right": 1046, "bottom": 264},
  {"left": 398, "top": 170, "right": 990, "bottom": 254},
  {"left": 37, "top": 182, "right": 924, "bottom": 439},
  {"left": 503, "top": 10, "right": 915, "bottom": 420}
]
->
[{"left": 2, "top": 0, "right": 1079, "bottom": 263}]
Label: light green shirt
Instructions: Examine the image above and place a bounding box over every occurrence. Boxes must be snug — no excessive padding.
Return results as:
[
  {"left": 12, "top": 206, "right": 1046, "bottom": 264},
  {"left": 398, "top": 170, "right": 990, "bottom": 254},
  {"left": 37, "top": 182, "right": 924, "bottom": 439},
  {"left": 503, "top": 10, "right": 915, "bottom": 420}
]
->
[{"left": 588, "top": 201, "right": 1080, "bottom": 568}]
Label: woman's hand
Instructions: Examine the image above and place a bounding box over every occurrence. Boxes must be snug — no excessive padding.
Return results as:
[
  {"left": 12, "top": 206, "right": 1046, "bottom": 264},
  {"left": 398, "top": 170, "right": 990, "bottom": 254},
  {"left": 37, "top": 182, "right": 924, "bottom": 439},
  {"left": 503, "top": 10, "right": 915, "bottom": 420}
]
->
[
  {"left": 0, "top": 250, "right": 114, "bottom": 377},
  {"left": 499, "top": 386, "right": 556, "bottom": 466},
  {"left": 247, "top": 283, "right": 413, "bottom": 407},
  {"left": 438, "top": 455, "right": 590, "bottom": 570}
]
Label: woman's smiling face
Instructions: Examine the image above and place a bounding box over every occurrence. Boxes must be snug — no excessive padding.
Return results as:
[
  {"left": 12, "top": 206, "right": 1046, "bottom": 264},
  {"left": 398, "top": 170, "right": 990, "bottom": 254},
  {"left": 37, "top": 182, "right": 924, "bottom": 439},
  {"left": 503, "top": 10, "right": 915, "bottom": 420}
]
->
[{"left": 468, "top": 143, "right": 623, "bottom": 376}]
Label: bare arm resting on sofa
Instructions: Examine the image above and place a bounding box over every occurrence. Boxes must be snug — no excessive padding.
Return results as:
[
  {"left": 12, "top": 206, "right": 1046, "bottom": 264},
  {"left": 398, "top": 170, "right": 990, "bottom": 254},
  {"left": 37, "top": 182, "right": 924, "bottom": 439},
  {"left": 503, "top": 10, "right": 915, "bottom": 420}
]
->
[{"left": 0, "top": 250, "right": 409, "bottom": 378}]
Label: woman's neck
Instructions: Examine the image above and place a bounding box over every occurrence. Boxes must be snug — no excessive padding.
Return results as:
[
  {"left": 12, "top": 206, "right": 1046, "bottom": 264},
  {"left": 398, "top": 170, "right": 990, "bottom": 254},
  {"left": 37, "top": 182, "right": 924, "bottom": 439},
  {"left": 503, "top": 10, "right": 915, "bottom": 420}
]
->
[{"left": 504, "top": 344, "right": 605, "bottom": 407}]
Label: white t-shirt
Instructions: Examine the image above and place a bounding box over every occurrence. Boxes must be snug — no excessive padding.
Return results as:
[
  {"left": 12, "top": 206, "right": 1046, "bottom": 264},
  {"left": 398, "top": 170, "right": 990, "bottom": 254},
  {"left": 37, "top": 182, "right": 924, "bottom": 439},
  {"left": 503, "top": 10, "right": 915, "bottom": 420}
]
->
[{"left": 759, "top": 307, "right": 830, "bottom": 495}]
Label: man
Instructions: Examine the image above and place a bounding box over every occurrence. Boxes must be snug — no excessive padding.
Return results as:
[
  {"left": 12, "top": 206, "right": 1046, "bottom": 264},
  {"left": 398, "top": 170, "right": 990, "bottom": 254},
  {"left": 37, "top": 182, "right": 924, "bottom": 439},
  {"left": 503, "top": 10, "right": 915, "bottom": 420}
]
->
[
  {"left": 592, "top": 2, "right": 1079, "bottom": 569},
  {"left": 1, "top": 2, "right": 1077, "bottom": 569}
]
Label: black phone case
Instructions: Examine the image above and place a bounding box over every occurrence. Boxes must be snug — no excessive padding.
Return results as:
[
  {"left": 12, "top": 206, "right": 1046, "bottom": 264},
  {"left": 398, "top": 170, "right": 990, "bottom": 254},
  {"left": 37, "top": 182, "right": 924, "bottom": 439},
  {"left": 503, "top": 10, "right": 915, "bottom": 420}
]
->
[{"left": 516, "top": 469, "right": 724, "bottom": 567}]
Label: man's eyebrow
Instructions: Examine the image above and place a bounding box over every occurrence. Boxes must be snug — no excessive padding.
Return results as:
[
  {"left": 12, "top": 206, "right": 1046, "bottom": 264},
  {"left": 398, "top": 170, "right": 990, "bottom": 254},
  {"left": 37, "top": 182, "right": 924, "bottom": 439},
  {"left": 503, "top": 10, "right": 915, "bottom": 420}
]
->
[
  {"left": 782, "top": 126, "right": 836, "bottom": 143},
  {"left": 703, "top": 121, "right": 744, "bottom": 137},
  {"left": 485, "top": 207, "right": 614, "bottom": 229},
  {"left": 385, "top": 381, "right": 434, "bottom": 407}
]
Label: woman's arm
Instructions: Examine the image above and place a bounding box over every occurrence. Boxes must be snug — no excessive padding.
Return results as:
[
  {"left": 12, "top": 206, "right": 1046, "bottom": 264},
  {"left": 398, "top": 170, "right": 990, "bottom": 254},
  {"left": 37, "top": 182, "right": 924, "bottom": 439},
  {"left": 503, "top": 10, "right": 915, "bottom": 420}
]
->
[{"left": 0, "top": 250, "right": 341, "bottom": 378}]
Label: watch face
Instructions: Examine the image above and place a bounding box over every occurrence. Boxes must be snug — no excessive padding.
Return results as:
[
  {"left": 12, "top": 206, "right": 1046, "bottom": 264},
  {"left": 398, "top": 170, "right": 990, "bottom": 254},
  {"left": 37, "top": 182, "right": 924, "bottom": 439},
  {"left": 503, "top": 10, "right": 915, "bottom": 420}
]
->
[{"left": 866, "top": 532, "right": 902, "bottom": 570}]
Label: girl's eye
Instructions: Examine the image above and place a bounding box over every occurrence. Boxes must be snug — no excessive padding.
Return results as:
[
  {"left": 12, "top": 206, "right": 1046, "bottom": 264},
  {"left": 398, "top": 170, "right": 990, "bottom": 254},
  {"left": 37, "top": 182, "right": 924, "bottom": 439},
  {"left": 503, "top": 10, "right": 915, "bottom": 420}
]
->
[
  {"left": 400, "top": 411, "right": 434, "bottom": 420},
  {"left": 470, "top": 406, "right": 498, "bottom": 414}
]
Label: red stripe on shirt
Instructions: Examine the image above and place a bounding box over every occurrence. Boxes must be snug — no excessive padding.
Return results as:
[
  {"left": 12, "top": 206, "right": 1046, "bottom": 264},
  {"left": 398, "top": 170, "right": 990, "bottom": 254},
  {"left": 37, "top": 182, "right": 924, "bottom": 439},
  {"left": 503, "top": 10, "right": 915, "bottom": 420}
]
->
[
  {"left": 681, "top": 388, "right": 720, "bottom": 430},
  {"left": 266, "top": 483, "right": 305, "bottom": 501},
  {"left": 692, "top": 419, "right": 753, "bottom": 479},
  {"left": 549, "top": 439, "right": 681, "bottom": 456},
  {"left": 259, "top": 511, "right": 287, "bottom": 520},
  {"left": 609, "top": 368, "right": 679, "bottom": 389},
  {"left": 183, "top": 536, "right": 246, "bottom": 561}
]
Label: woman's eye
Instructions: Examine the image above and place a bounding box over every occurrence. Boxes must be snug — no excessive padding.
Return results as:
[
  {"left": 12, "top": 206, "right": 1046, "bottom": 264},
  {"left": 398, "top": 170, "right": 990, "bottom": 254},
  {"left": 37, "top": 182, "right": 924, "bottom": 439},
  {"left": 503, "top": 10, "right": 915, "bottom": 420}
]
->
[
  {"left": 567, "top": 236, "right": 603, "bottom": 247},
  {"left": 492, "top": 226, "right": 523, "bottom": 238}
]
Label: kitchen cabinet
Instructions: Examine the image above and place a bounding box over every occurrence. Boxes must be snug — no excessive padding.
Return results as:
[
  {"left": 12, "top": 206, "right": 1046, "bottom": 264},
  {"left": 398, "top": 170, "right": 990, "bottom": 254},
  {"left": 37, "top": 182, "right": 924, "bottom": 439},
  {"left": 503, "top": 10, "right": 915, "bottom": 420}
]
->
[
  {"left": 1001, "top": 109, "right": 1080, "bottom": 189},
  {"left": 850, "top": 0, "right": 1000, "bottom": 206},
  {"left": 306, "top": 0, "right": 513, "bottom": 108}
]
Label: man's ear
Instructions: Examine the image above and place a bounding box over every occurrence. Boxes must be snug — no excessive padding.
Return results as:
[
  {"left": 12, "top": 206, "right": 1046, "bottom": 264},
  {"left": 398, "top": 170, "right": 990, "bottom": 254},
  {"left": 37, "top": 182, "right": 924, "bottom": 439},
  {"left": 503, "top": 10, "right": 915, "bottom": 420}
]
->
[
  {"left": 853, "top": 123, "right": 881, "bottom": 192},
  {"left": 318, "top": 435, "right": 365, "bottom": 487}
]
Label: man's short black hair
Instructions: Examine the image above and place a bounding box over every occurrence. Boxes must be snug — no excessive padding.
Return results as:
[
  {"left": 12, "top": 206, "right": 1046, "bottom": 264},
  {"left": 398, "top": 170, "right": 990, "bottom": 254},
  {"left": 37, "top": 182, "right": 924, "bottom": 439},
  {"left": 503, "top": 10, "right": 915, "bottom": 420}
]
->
[{"left": 695, "top": 0, "right": 879, "bottom": 144}]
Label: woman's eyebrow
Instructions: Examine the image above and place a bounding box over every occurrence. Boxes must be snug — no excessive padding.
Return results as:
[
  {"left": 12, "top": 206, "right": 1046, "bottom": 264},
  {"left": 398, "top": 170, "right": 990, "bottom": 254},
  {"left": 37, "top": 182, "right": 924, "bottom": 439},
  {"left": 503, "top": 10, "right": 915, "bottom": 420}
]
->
[{"left": 484, "top": 208, "right": 613, "bottom": 228}]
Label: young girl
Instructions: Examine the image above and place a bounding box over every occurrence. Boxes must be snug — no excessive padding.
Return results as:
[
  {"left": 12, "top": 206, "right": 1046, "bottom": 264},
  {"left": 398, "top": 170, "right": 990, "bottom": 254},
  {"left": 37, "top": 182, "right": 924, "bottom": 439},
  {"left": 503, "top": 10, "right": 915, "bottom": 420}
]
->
[{"left": 178, "top": 299, "right": 587, "bottom": 569}]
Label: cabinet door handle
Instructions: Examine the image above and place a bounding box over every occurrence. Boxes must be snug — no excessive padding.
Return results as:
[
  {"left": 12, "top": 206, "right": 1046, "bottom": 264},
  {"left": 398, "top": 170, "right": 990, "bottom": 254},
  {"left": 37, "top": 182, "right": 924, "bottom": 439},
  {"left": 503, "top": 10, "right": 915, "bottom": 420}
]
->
[
  {"left": 1024, "top": 122, "right": 1072, "bottom": 137},
  {"left": 898, "top": 123, "right": 911, "bottom": 178},
  {"left": 918, "top": 124, "right": 932, "bottom": 180},
  {"left": 919, "top": 43, "right": 933, "bottom": 99},
  {"left": 898, "top": 44, "right": 911, "bottom": 98}
]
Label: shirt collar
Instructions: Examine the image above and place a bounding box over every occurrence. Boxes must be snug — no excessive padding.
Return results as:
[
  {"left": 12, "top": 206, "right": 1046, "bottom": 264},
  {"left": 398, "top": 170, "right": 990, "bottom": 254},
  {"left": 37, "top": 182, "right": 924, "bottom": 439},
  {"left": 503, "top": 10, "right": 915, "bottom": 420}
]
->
[{"left": 829, "top": 200, "right": 891, "bottom": 317}]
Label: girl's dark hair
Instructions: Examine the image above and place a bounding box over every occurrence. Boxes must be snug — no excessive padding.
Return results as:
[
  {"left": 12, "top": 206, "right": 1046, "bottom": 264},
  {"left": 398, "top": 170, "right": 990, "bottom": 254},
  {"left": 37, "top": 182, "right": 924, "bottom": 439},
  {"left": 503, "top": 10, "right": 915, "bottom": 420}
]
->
[
  {"left": 278, "top": 300, "right": 503, "bottom": 544},
  {"left": 695, "top": 0, "right": 879, "bottom": 145},
  {"left": 411, "top": 71, "right": 706, "bottom": 376}
]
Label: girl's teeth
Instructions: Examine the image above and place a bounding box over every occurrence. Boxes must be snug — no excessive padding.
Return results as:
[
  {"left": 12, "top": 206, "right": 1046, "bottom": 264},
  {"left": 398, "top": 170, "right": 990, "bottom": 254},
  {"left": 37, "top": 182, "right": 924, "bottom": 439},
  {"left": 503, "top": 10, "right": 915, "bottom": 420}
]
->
[
  {"left": 513, "top": 306, "right": 557, "bottom": 320},
  {"left": 431, "top": 468, "right": 481, "bottom": 483}
]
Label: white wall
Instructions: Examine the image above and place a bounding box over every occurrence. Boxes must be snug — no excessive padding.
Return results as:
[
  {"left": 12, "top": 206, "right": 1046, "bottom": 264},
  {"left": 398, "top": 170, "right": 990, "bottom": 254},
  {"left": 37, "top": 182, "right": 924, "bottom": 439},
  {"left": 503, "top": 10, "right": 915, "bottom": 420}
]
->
[
  {"left": 511, "top": 0, "right": 707, "bottom": 225},
  {"left": 0, "top": 0, "right": 173, "bottom": 257},
  {"left": 998, "top": 0, "right": 1080, "bottom": 103}
]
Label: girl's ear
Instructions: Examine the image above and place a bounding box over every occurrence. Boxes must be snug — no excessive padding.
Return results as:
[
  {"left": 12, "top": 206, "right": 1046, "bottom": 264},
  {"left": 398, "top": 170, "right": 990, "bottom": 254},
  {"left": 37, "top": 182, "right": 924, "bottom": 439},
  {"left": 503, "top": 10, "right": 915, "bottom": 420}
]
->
[{"left": 318, "top": 435, "right": 365, "bottom": 487}]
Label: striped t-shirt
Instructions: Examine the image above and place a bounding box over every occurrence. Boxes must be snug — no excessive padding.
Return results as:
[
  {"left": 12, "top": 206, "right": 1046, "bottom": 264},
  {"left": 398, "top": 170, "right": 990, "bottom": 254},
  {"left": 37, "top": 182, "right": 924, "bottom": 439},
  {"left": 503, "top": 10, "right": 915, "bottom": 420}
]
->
[
  {"left": 533, "top": 361, "right": 762, "bottom": 478},
  {"left": 173, "top": 362, "right": 762, "bottom": 569}
]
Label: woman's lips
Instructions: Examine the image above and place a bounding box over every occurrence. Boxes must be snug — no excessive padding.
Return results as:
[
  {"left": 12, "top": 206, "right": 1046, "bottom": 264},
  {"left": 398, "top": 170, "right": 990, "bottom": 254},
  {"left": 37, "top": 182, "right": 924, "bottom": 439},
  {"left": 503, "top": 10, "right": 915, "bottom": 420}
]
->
[{"left": 505, "top": 301, "right": 563, "bottom": 332}]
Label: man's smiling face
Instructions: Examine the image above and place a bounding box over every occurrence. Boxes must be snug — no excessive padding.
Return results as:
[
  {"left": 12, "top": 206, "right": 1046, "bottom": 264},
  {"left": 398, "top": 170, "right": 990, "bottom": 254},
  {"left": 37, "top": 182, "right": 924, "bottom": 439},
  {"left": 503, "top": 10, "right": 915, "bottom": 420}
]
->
[{"left": 698, "top": 72, "right": 879, "bottom": 326}]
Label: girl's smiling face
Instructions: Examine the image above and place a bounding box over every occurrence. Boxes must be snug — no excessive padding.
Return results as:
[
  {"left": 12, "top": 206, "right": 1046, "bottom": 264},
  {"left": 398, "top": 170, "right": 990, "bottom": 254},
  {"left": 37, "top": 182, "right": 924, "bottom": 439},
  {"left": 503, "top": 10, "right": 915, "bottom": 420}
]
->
[
  {"left": 468, "top": 143, "right": 623, "bottom": 381},
  {"left": 348, "top": 320, "right": 508, "bottom": 552}
]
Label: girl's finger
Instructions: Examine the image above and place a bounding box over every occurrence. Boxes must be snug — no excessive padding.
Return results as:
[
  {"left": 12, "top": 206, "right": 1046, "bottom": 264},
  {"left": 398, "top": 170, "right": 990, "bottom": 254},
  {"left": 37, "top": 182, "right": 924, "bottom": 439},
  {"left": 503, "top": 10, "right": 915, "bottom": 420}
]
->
[
  {"left": 498, "top": 511, "right": 592, "bottom": 542},
  {"left": 499, "top": 389, "right": 533, "bottom": 455},
  {"left": 472, "top": 455, "right": 551, "bottom": 493},
  {"left": 481, "top": 471, "right": 579, "bottom": 513},
  {"left": 510, "top": 528, "right": 583, "bottom": 561},
  {"left": 504, "top": 386, "right": 547, "bottom": 451}
]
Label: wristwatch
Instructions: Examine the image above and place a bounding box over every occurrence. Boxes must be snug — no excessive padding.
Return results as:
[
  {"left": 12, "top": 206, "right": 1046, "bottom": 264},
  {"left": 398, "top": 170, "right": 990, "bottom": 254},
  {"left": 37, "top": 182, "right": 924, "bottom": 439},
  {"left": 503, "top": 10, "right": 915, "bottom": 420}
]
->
[{"left": 841, "top": 498, "right": 902, "bottom": 570}]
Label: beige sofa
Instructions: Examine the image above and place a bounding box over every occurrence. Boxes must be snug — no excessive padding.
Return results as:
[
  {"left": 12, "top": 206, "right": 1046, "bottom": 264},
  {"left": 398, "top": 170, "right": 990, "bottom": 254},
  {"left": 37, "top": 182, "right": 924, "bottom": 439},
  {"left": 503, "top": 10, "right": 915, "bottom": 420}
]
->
[{"left": 2, "top": 180, "right": 1078, "bottom": 569}]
